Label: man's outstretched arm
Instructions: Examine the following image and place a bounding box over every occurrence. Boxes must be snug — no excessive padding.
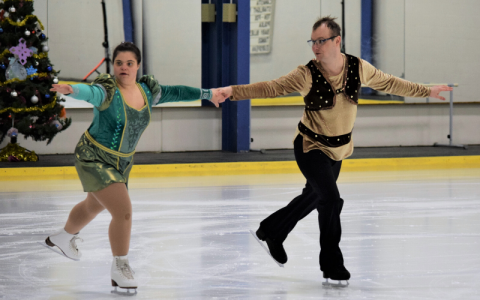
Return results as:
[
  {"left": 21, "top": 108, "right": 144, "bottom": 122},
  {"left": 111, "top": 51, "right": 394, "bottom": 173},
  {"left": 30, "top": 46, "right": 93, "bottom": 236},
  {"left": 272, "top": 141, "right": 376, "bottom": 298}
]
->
[{"left": 360, "top": 59, "right": 452, "bottom": 100}]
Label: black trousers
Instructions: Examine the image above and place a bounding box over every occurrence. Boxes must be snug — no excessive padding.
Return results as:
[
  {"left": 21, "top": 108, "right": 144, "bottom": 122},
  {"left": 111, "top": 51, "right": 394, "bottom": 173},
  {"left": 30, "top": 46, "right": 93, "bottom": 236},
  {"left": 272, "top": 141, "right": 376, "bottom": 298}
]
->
[{"left": 260, "top": 134, "right": 344, "bottom": 271}]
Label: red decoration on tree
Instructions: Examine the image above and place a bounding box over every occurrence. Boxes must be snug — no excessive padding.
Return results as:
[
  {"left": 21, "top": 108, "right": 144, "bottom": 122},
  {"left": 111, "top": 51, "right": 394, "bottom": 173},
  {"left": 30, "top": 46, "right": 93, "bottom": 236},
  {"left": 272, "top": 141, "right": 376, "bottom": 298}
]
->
[{"left": 59, "top": 107, "right": 67, "bottom": 118}]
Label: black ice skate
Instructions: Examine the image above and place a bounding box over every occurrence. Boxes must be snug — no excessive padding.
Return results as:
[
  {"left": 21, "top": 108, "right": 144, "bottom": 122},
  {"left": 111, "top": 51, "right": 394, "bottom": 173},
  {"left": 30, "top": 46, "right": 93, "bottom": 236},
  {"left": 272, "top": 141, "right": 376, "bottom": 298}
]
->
[
  {"left": 249, "top": 228, "right": 286, "bottom": 267},
  {"left": 322, "top": 265, "right": 350, "bottom": 287}
]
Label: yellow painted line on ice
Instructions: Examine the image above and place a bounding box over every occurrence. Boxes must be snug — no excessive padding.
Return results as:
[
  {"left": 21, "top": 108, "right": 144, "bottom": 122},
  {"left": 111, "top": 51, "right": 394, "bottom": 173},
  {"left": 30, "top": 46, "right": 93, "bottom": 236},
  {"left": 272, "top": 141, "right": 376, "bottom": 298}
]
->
[{"left": 1, "top": 156, "right": 479, "bottom": 181}]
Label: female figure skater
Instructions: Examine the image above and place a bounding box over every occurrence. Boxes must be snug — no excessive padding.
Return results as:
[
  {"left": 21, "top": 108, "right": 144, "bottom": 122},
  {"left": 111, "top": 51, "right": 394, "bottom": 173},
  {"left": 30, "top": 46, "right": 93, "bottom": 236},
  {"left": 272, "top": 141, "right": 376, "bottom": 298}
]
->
[{"left": 43, "top": 42, "right": 226, "bottom": 292}]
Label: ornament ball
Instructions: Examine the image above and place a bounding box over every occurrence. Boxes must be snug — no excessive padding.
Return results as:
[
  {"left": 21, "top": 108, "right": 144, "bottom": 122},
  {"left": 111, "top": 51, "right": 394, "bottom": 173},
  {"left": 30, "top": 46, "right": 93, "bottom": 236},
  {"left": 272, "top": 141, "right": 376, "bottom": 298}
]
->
[
  {"left": 11, "top": 91, "right": 17, "bottom": 97},
  {"left": 46, "top": 66, "right": 52, "bottom": 72},
  {"left": 45, "top": 94, "right": 50, "bottom": 99},
  {"left": 42, "top": 45, "right": 49, "bottom": 52},
  {"left": 40, "top": 33, "right": 46, "bottom": 40},
  {"left": 9, "top": 6, "right": 15, "bottom": 13},
  {"left": 25, "top": 30, "right": 31, "bottom": 36},
  {"left": 53, "top": 77, "right": 59, "bottom": 84},
  {"left": 31, "top": 95, "right": 39, "bottom": 103}
]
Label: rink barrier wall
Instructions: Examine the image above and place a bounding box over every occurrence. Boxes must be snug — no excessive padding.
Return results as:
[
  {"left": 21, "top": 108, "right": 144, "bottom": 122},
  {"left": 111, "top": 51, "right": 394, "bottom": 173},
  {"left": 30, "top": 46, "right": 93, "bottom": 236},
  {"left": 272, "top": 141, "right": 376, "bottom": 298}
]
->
[{"left": 0, "top": 155, "right": 479, "bottom": 181}]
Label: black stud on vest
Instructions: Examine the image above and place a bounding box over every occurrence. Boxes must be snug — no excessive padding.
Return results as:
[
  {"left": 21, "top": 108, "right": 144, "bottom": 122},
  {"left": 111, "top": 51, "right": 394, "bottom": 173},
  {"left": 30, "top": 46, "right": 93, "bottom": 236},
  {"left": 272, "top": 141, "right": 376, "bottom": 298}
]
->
[{"left": 303, "top": 54, "right": 361, "bottom": 111}]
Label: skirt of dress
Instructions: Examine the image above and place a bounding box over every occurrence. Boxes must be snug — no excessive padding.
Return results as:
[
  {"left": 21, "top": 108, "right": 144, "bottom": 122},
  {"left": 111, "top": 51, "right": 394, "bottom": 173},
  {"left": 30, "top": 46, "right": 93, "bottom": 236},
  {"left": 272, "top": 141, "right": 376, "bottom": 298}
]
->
[{"left": 74, "top": 132, "right": 134, "bottom": 192}]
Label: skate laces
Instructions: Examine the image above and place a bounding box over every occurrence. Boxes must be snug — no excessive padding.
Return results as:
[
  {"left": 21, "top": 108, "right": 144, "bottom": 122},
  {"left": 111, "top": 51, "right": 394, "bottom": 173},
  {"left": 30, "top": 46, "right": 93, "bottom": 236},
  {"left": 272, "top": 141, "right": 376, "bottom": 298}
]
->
[
  {"left": 117, "top": 260, "right": 135, "bottom": 279},
  {"left": 69, "top": 236, "right": 83, "bottom": 253}
]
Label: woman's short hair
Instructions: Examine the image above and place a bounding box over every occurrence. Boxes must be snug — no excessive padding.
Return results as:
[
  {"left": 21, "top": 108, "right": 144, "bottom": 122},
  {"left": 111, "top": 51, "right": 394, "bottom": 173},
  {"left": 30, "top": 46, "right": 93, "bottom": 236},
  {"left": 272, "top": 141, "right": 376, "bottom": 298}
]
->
[{"left": 112, "top": 42, "right": 142, "bottom": 64}]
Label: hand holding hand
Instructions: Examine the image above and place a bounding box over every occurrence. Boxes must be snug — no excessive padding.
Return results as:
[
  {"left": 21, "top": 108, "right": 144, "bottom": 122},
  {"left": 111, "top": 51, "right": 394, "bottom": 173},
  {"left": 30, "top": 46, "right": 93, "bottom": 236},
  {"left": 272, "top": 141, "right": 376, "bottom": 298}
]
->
[
  {"left": 429, "top": 85, "right": 453, "bottom": 101},
  {"left": 50, "top": 84, "right": 73, "bottom": 95},
  {"left": 218, "top": 86, "right": 232, "bottom": 99},
  {"left": 210, "top": 88, "right": 228, "bottom": 108}
]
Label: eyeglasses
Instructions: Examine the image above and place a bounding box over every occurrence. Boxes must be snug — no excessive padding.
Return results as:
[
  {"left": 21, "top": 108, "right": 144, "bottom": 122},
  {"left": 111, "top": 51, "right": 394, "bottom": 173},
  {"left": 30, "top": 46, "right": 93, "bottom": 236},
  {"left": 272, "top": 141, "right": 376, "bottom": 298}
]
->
[{"left": 307, "top": 36, "right": 338, "bottom": 47}]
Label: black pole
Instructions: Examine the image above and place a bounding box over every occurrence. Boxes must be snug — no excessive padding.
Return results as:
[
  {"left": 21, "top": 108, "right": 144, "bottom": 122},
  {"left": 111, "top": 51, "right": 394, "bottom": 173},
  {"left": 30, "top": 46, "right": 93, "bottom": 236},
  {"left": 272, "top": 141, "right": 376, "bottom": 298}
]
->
[
  {"left": 341, "top": 0, "right": 345, "bottom": 53},
  {"left": 101, "top": 0, "right": 110, "bottom": 73},
  {"left": 142, "top": 0, "right": 147, "bottom": 75}
]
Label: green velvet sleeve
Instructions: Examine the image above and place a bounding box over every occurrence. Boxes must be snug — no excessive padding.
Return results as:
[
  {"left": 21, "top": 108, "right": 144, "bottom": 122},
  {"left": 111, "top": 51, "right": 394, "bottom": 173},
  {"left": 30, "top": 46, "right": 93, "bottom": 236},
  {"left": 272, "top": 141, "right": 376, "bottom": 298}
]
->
[
  {"left": 158, "top": 85, "right": 212, "bottom": 104},
  {"left": 137, "top": 75, "right": 213, "bottom": 106},
  {"left": 70, "top": 84, "right": 105, "bottom": 107}
]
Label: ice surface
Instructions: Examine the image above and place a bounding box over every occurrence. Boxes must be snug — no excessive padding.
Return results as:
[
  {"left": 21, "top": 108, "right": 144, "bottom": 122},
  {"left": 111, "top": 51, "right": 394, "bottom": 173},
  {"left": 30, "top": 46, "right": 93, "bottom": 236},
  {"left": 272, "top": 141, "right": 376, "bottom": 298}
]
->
[{"left": 0, "top": 169, "right": 479, "bottom": 299}]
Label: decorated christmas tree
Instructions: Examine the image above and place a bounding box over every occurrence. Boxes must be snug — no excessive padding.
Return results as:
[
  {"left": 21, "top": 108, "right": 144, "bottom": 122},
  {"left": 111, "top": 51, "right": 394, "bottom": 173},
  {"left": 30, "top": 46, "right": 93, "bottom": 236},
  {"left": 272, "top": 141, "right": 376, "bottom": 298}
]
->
[{"left": 0, "top": 0, "right": 71, "bottom": 161}]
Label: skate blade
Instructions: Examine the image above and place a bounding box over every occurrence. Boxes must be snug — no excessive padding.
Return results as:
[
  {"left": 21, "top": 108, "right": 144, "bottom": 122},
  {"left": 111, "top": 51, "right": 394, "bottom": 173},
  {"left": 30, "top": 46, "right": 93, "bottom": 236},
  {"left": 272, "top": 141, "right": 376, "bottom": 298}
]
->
[
  {"left": 111, "top": 286, "right": 137, "bottom": 296},
  {"left": 37, "top": 241, "right": 80, "bottom": 261},
  {"left": 322, "top": 280, "right": 349, "bottom": 288},
  {"left": 249, "top": 230, "right": 284, "bottom": 268}
]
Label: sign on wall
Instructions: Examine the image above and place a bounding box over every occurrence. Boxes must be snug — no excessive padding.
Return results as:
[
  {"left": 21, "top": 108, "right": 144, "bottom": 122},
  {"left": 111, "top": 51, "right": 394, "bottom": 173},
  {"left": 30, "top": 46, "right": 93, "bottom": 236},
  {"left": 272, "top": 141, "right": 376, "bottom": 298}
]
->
[{"left": 250, "top": 0, "right": 275, "bottom": 54}]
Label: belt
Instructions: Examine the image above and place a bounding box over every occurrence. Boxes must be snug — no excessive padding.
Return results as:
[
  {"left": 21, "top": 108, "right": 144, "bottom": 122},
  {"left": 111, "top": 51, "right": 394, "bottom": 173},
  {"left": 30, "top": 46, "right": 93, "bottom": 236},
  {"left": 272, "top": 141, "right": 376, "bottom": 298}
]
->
[
  {"left": 84, "top": 131, "right": 135, "bottom": 158},
  {"left": 298, "top": 122, "right": 352, "bottom": 148}
]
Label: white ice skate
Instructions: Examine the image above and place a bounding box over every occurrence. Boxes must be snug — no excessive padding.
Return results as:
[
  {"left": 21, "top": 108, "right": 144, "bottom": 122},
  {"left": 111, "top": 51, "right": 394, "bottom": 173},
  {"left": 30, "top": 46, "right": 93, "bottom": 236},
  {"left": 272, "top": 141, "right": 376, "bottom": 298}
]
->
[
  {"left": 322, "top": 278, "right": 349, "bottom": 288},
  {"left": 249, "top": 229, "right": 284, "bottom": 268},
  {"left": 110, "top": 256, "right": 138, "bottom": 296},
  {"left": 38, "top": 229, "right": 83, "bottom": 261}
]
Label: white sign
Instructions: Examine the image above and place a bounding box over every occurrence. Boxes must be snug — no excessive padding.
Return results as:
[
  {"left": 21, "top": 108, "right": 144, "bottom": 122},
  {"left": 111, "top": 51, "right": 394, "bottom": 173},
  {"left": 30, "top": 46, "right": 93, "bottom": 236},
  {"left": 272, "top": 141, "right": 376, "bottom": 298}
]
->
[{"left": 250, "top": 0, "right": 275, "bottom": 54}]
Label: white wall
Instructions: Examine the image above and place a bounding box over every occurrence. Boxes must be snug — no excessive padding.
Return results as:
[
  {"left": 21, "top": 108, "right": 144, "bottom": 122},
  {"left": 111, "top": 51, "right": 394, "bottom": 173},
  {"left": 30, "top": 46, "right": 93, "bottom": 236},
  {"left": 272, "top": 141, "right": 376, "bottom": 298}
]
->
[
  {"left": 372, "top": 0, "right": 405, "bottom": 78},
  {"left": 34, "top": 0, "right": 124, "bottom": 80},
  {"left": 403, "top": 0, "right": 480, "bottom": 103},
  {"left": 371, "top": 0, "right": 480, "bottom": 103},
  {"left": 141, "top": 0, "right": 201, "bottom": 87}
]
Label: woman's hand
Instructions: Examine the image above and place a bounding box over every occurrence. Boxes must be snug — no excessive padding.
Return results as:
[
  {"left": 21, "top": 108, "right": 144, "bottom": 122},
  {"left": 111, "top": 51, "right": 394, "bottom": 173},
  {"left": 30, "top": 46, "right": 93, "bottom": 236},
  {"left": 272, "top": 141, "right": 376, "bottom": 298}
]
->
[
  {"left": 50, "top": 84, "right": 73, "bottom": 95},
  {"left": 210, "top": 88, "right": 228, "bottom": 107}
]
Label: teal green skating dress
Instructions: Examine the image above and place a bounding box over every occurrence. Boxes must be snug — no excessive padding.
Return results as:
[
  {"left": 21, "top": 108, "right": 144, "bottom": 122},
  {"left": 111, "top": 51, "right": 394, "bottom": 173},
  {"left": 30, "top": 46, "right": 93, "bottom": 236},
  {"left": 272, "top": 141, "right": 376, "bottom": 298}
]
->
[{"left": 70, "top": 74, "right": 213, "bottom": 192}]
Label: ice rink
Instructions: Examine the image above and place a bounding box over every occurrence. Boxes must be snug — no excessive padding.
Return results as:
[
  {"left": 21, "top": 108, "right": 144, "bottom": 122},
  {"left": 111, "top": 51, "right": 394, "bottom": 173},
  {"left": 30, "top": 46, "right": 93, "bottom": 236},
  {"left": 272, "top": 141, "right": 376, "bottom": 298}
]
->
[{"left": 1, "top": 168, "right": 480, "bottom": 299}]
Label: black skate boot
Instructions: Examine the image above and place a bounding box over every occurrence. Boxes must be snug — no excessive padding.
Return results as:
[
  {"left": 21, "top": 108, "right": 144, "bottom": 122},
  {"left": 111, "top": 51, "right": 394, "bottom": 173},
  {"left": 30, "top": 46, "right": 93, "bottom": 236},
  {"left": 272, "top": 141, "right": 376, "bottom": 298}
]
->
[
  {"left": 255, "top": 228, "right": 287, "bottom": 264},
  {"left": 322, "top": 265, "right": 350, "bottom": 287}
]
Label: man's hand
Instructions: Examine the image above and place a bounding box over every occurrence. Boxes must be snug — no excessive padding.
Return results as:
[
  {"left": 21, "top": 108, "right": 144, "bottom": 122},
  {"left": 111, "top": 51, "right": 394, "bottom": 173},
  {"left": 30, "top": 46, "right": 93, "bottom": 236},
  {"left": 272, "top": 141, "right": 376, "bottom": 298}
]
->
[
  {"left": 210, "top": 88, "right": 228, "bottom": 108},
  {"left": 50, "top": 84, "right": 73, "bottom": 95},
  {"left": 429, "top": 85, "right": 453, "bottom": 101},
  {"left": 218, "top": 86, "right": 232, "bottom": 99}
]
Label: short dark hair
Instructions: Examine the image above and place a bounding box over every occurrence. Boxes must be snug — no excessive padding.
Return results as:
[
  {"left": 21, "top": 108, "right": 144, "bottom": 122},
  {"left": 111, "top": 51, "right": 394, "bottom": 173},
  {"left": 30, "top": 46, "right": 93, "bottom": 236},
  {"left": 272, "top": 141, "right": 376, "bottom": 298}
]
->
[
  {"left": 112, "top": 42, "right": 142, "bottom": 64},
  {"left": 312, "top": 16, "right": 341, "bottom": 37}
]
